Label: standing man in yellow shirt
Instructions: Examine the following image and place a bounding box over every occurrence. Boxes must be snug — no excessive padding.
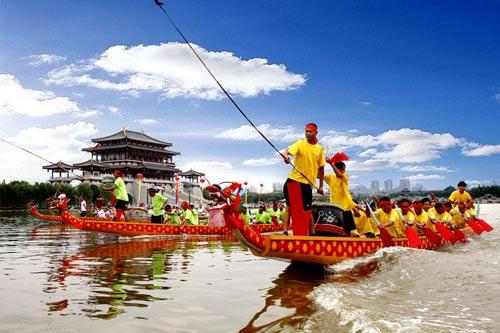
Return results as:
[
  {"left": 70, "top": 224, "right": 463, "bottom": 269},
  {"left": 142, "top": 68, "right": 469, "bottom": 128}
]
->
[
  {"left": 282, "top": 123, "right": 325, "bottom": 235},
  {"left": 102, "top": 169, "right": 129, "bottom": 222},
  {"left": 449, "top": 181, "right": 472, "bottom": 204},
  {"left": 324, "top": 159, "right": 357, "bottom": 235}
]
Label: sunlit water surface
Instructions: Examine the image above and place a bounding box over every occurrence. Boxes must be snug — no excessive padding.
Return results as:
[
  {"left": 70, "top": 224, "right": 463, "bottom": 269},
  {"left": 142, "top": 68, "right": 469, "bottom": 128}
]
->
[{"left": 0, "top": 205, "right": 499, "bottom": 333}]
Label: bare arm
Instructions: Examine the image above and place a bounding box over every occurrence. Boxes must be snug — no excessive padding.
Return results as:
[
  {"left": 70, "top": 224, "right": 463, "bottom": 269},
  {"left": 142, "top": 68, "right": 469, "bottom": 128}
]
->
[
  {"left": 317, "top": 166, "right": 324, "bottom": 193},
  {"left": 329, "top": 162, "right": 343, "bottom": 178}
]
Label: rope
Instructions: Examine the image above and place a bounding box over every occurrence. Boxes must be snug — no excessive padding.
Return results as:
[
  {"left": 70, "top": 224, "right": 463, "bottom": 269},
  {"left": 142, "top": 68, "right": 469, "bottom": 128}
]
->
[
  {"left": 0, "top": 137, "right": 84, "bottom": 181},
  {"left": 153, "top": 1, "right": 320, "bottom": 191}
]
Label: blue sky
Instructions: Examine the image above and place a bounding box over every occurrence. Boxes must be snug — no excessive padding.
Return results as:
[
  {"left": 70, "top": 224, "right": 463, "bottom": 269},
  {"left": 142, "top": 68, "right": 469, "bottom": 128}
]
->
[{"left": 1, "top": 0, "right": 499, "bottom": 191}]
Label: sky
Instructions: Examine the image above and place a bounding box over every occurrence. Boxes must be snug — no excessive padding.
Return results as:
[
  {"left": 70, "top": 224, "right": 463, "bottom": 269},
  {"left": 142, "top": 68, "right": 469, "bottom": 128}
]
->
[{"left": 1, "top": 0, "right": 499, "bottom": 191}]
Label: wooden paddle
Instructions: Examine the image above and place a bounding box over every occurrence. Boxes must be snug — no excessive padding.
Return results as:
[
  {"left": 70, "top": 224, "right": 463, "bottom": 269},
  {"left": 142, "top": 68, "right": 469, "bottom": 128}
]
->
[
  {"left": 395, "top": 207, "right": 421, "bottom": 248},
  {"left": 365, "top": 202, "right": 395, "bottom": 247},
  {"left": 466, "top": 218, "right": 484, "bottom": 235}
]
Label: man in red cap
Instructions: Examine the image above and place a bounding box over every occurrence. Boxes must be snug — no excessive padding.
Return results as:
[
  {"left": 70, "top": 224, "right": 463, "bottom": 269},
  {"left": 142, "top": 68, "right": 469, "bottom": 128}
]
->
[{"left": 282, "top": 122, "right": 325, "bottom": 235}]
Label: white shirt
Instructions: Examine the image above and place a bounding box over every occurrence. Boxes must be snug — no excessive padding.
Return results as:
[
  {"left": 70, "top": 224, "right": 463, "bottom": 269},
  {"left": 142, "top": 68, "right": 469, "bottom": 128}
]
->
[
  {"left": 80, "top": 200, "right": 87, "bottom": 212},
  {"left": 96, "top": 209, "right": 106, "bottom": 218}
]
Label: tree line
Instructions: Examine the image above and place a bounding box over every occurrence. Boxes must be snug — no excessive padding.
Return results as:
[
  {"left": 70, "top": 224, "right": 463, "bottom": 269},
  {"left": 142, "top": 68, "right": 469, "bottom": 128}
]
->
[{"left": 0, "top": 181, "right": 110, "bottom": 209}]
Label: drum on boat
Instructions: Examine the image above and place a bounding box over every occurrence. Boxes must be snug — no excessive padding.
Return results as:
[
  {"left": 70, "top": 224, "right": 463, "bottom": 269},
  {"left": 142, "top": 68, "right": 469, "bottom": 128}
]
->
[{"left": 312, "top": 201, "right": 346, "bottom": 236}]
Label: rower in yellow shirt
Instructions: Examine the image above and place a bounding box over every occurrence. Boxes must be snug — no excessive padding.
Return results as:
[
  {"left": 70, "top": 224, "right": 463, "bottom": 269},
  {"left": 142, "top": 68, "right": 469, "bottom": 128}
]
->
[
  {"left": 398, "top": 198, "right": 416, "bottom": 232},
  {"left": 448, "top": 181, "right": 472, "bottom": 204},
  {"left": 352, "top": 202, "right": 377, "bottom": 237},
  {"left": 413, "top": 200, "right": 433, "bottom": 233},
  {"left": 451, "top": 201, "right": 471, "bottom": 228},
  {"left": 428, "top": 203, "right": 453, "bottom": 228},
  {"left": 372, "top": 197, "right": 405, "bottom": 238}
]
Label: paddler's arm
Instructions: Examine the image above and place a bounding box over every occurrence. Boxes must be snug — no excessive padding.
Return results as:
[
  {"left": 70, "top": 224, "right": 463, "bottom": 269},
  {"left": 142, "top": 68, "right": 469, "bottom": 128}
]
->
[
  {"left": 329, "top": 162, "right": 343, "bottom": 178},
  {"left": 101, "top": 183, "right": 116, "bottom": 192}
]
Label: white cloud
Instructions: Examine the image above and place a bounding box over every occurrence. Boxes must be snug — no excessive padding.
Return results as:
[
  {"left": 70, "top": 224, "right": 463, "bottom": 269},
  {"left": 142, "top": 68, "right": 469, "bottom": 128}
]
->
[
  {"left": 347, "top": 129, "right": 359, "bottom": 133},
  {"left": 215, "top": 123, "right": 302, "bottom": 142},
  {"left": 346, "top": 159, "right": 397, "bottom": 171},
  {"left": 242, "top": 157, "right": 280, "bottom": 167},
  {"left": 358, "top": 148, "right": 378, "bottom": 158},
  {"left": 0, "top": 122, "right": 98, "bottom": 182},
  {"left": 26, "top": 53, "right": 66, "bottom": 66},
  {"left": 178, "top": 161, "right": 233, "bottom": 173},
  {"left": 44, "top": 42, "right": 306, "bottom": 100},
  {"left": 405, "top": 174, "right": 445, "bottom": 182},
  {"left": 135, "top": 118, "right": 159, "bottom": 125},
  {"left": 360, "top": 101, "right": 372, "bottom": 106},
  {"left": 462, "top": 144, "right": 500, "bottom": 156},
  {"left": 108, "top": 106, "right": 122, "bottom": 115},
  {"left": 0, "top": 74, "right": 80, "bottom": 117},
  {"left": 400, "top": 165, "right": 454, "bottom": 172}
]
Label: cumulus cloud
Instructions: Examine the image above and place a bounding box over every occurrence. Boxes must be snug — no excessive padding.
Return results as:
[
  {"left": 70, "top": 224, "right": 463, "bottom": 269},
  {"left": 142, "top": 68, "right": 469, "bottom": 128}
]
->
[
  {"left": 358, "top": 148, "right": 378, "bottom": 158},
  {"left": 134, "top": 118, "right": 159, "bottom": 125},
  {"left": 465, "top": 179, "right": 491, "bottom": 187},
  {"left": 178, "top": 161, "right": 233, "bottom": 173},
  {"left": 73, "top": 109, "right": 103, "bottom": 118},
  {"left": 215, "top": 123, "right": 302, "bottom": 142},
  {"left": 346, "top": 159, "right": 397, "bottom": 171},
  {"left": 0, "top": 122, "right": 98, "bottom": 182},
  {"left": 26, "top": 53, "right": 66, "bottom": 66},
  {"left": 44, "top": 42, "right": 306, "bottom": 100},
  {"left": 242, "top": 157, "right": 280, "bottom": 167},
  {"left": 0, "top": 74, "right": 81, "bottom": 117},
  {"left": 360, "top": 101, "right": 372, "bottom": 106},
  {"left": 405, "top": 174, "right": 445, "bottom": 182},
  {"left": 462, "top": 144, "right": 500, "bottom": 156},
  {"left": 400, "top": 165, "right": 454, "bottom": 172}
]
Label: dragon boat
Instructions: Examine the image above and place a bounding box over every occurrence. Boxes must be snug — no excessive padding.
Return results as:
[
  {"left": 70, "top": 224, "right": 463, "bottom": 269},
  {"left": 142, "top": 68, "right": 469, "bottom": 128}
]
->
[
  {"left": 54, "top": 203, "right": 283, "bottom": 237},
  {"left": 29, "top": 206, "right": 65, "bottom": 223},
  {"left": 208, "top": 182, "right": 481, "bottom": 266}
]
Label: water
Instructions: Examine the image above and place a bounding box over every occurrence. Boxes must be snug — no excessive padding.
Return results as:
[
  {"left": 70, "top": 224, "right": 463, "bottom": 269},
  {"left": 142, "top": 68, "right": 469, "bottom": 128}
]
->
[{"left": 0, "top": 205, "right": 499, "bottom": 333}]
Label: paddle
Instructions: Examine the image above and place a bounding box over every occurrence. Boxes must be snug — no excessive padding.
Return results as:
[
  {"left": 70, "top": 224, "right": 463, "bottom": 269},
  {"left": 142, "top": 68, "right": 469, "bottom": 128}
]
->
[
  {"left": 434, "top": 220, "right": 457, "bottom": 244},
  {"left": 453, "top": 227, "right": 468, "bottom": 243},
  {"left": 474, "top": 200, "right": 493, "bottom": 232},
  {"left": 394, "top": 206, "right": 421, "bottom": 248},
  {"left": 365, "top": 201, "right": 395, "bottom": 247},
  {"left": 421, "top": 227, "right": 442, "bottom": 247}
]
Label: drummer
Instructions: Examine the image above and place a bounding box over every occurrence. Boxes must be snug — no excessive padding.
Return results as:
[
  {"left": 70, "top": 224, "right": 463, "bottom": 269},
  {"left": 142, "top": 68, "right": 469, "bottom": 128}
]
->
[{"left": 324, "top": 157, "right": 357, "bottom": 235}]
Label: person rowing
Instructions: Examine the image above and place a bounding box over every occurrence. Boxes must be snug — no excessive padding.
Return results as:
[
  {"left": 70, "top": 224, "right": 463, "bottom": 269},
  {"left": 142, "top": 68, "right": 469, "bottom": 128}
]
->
[{"left": 282, "top": 123, "right": 325, "bottom": 235}]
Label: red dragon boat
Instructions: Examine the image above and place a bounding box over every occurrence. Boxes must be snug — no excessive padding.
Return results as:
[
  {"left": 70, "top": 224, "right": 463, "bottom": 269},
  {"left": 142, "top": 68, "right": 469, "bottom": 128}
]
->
[
  {"left": 208, "top": 182, "right": 480, "bottom": 265},
  {"left": 51, "top": 203, "right": 283, "bottom": 237}
]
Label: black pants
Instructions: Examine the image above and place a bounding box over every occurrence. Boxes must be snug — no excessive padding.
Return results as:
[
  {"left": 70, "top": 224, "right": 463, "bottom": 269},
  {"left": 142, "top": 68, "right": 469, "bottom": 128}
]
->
[
  {"left": 80, "top": 211, "right": 87, "bottom": 217},
  {"left": 151, "top": 215, "right": 164, "bottom": 224}
]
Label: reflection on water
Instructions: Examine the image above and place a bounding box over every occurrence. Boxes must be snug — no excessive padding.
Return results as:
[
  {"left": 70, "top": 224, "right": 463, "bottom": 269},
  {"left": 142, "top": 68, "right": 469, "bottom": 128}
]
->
[{"left": 1, "top": 206, "right": 499, "bottom": 332}]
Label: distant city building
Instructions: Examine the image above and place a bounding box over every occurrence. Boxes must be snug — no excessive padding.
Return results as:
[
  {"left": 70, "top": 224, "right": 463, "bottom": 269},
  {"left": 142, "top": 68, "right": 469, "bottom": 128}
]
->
[
  {"left": 412, "top": 184, "right": 424, "bottom": 192},
  {"left": 370, "top": 180, "right": 380, "bottom": 194},
  {"left": 272, "top": 182, "right": 284, "bottom": 192},
  {"left": 384, "top": 179, "right": 393, "bottom": 192},
  {"left": 399, "top": 177, "right": 410, "bottom": 191}
]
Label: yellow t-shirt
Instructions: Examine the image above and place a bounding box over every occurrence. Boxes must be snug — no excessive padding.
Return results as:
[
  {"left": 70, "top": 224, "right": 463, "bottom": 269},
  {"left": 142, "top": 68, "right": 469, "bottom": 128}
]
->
[
  {"left": 429, "top": 211, "right": 452, "bottom": 224},
  {"left": 451, "top": 210, "right": 471, "bottom": 228},
  {"left": 401, "top": 210, "right": 416, "bottom": 232},
  {"left": 448, "top": 190, "right": 471, "bottom": 203},
  {"left": 287, "top": 139, "right": 326, "bottom": 185},
  {"left": 414, "top": 211, "right": 434, "bottom": 232},
  {"left": 113, "top": 177, "right": 129, "bottom": 201},
  {"left": 374, "top": 208, "right": 405, "bottom": 238},
  {"left": 324, "top": 173, "right": 356, "bottom": 211},
  {"left": 353, "top": 210, "right": 374, "bottom": 235}
]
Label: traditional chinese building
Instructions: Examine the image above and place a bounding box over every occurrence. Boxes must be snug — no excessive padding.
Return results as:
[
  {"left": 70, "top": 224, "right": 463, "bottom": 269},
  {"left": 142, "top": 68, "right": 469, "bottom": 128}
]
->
[{"left": 43, "top": 128, "right": 206, "bottom": 206}]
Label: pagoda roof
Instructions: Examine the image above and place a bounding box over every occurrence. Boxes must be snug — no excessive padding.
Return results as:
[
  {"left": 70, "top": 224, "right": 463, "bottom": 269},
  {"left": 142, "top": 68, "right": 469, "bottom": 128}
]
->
[
  {"left": 91, "top": 128, "right": 172, "bottom": 147},
  {"left": 83, "top": 143, "right": 180, "bottom": 155},
  {"left": 179, "top": 169, "right": 205, "bottom": 177},
  {"left": 73, "top": 160, "right": 108, "bottom": 168},
  {"left": 42, "top": 161, "right": 74, "bottom": 170}
]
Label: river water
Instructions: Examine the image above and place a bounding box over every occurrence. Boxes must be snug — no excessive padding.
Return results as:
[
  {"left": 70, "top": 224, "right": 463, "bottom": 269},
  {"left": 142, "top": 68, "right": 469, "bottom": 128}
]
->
[{"left": 0, "top": 205, "right": 498, "bottom": 333}]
